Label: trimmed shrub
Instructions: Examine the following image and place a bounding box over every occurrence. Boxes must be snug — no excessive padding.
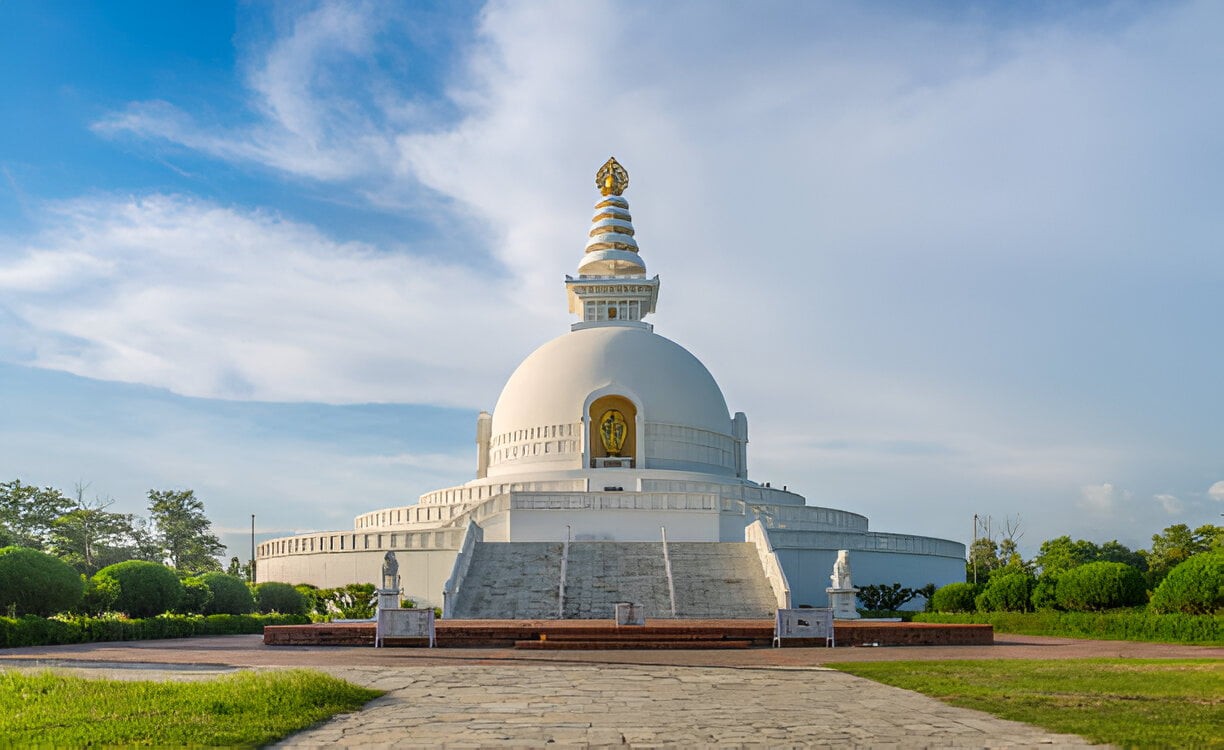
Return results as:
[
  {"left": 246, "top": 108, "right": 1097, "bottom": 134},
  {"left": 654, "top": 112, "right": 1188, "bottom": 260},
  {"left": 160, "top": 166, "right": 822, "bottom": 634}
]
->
[
  {"left": 197, "top": 572, "right": 255, "bottom": 615},
  {"left": 913, "top": 609, "right": 1222, "bottom": 645},
  {"left": 1031, "top": 572, "right": 1061, "bottom": 610},
  {"left": 255, "top": 582, "right": 309, "bottom": 615},
  {"left": 0, "top": 546, "right": 85, "bottom": 616},
  {"left": 1149, "top": 552, "right": 1224, "bottom": 615},
  {"left": 1055, "top": 561, "right": 1146, "bottom": 611},
  {"left": 94, "top": 561, "right": 184, "bottom": 618},
  {"left": 178, "top": 578, "right": 214, "bottom": 614},
  {"left": 975, "top": 571, "right": 1034, "bottom": 612},
  {"left": 81, "top": 575, "right": 119, "bottom": 616},
  {"left": 0, "top": 613, "right": 309, "bottom": 648},
  {"left": 931, "top": 582, "right": 979, "bottom": 613}
]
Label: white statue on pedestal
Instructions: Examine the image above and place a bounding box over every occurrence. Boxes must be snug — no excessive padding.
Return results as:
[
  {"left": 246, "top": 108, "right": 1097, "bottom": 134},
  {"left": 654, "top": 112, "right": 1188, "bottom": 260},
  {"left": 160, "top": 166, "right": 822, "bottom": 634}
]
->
[
  {"left": 830, "top": 549, "right": 852, "bottom": 590},
  {"left": 826, "top": 549, "right": 861, "bottom": 620},
  {"left": 377, "top": 551, "right": 402, "bottom": 612}
]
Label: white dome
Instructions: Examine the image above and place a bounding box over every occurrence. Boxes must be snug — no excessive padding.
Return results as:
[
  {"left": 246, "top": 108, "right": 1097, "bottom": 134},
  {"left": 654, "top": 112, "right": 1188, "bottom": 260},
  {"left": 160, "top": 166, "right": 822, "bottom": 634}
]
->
[{"left": 487, "top": 325, "right": 736, "bottom": 476}]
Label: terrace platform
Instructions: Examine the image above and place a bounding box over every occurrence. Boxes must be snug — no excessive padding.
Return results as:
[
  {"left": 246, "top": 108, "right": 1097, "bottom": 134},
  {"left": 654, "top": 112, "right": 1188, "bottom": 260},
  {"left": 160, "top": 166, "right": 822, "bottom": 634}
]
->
[{"left": 263, "top": 619, "right": 992, "bottom": 649}]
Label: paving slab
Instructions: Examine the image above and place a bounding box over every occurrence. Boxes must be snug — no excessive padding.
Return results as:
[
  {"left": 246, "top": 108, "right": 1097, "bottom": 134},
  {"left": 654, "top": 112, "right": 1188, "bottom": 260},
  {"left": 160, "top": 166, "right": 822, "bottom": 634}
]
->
[{"left": 3, "top": 634, "right": 1218, "bottom": 746}]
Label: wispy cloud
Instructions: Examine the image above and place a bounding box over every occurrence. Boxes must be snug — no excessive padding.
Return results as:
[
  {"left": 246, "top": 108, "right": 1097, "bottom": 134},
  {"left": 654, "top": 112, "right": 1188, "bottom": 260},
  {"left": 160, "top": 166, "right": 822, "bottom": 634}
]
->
[
  {"left": 1079, "top": 483, "right": 1130, "bottom": 512},
  {"left": 1209, "top": 481, "right": 1224, "bottom": 503},
  {"left": 1154, "top": 493, "right": 1183, "bottom": 515},
  {"left": 0, "top": 194, "right": 546, "bottom": 406}
]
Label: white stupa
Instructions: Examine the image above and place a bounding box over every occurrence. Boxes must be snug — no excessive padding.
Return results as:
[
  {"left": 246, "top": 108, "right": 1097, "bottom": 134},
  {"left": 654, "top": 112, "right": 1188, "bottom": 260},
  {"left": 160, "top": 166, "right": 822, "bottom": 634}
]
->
[{"left": 257, "top": 158, "right": 965, "bottom": 615}]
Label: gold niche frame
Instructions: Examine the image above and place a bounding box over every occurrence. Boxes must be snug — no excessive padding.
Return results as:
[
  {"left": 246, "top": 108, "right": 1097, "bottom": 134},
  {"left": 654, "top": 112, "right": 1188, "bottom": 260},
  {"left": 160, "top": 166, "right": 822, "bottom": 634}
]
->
[{"left": 588, "top": 394, "right": 636, "bottom": 467}]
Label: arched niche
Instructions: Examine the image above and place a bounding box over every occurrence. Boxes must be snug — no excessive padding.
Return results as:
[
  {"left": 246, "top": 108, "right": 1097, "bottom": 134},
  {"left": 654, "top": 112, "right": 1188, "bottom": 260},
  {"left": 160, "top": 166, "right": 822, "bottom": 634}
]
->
[{"left": 588, "top": 394, "right": 637, "bottom": 468}]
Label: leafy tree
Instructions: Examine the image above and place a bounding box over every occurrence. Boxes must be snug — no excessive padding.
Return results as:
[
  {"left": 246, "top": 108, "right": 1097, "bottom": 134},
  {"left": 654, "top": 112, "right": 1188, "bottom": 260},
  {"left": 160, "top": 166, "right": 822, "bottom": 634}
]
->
[
  {"left": 1033, "top": 536, "right": 1100, "bottom": 575},
  {"left": 1146, "top": 524, "right": 1221, "bottom": 587},
  {"left": 1055, "top": 561, "right": 1146, "bottom": 611},
  {"left": 967, "top": 537, "right": 1002, "bottom": 582},
  {"left": 856, "top": 583, "right": 918, "bottom": 611},
  {"left": 0, "top": 546, "right": 85, "bottom": 616},
  {"left": 0, "top": 480, "right": 73, "bottom": 550},
  {"left": 94, "top": 560, "right": 184, "bottom": 618},
  {"left": 1097, "top": 540, "right": 1147, "bottom": 570},
  {"left": 930, "top": 582, "right": 981, "bottom": 613},
  {"left": 226, "top": 556, "right": 242, "bottom": 577},
  {"left": 196, "top": 572, "right": 254, "bottom": 615},
  {"left": 49, "top": 484, "right": 153, "bottom": 575},
  {"left": 1148, "top": 552, "right": 1224, "bottom": 615},
  {"left": 177, "top": 578, "right": 214, "bottom": 614},
  {"left": 975, "top": 571, "right": 1034, "bottom": 612},
  {"left": 255, "top": 582, "right": 309, "bottom": 615},
  {"left": 146, "top": 489, "right": 225, "bottom": 573}
]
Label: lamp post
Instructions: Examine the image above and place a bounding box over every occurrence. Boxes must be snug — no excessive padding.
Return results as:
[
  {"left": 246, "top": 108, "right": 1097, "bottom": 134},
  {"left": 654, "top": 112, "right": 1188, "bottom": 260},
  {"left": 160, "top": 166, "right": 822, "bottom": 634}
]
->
[{"left": 250, "top": 514, "right": 256, "bottom": 584}]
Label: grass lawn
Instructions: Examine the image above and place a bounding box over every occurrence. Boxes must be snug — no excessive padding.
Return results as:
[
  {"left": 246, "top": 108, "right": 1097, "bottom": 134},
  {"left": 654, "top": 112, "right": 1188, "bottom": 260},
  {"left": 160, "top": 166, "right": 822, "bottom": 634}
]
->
[
  {"left": 0, "top": 669, "right": 382, "bottom": 746},
  {"left": 831, "top": 658, "right": 1223, "bottom": 748}
]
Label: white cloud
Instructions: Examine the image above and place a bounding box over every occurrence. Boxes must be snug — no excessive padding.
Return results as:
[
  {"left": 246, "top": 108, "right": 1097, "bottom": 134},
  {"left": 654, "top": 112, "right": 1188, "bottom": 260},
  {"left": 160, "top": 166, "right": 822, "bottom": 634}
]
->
[
  {"left": 1154, "top": 493, "right": 1183, "bottom": 515},
  {"left": 18, "top": 1, "right": 1224, "bottom": 550},
  {"left": 1209, "top": 481, "right": 1224, "bottom": 502},
  {"left": 0, "top": 194, "right": 547, "bottom": 406},
  {"left": 1079, "top": 483, "right": 1130, "bottom": 512}
]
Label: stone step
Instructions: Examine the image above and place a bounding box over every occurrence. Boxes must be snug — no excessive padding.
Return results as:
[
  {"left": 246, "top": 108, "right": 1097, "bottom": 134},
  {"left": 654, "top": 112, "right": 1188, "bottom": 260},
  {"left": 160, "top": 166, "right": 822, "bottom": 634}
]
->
[{"left": 514, "top": 639, "right": 754, "bottom": 650}]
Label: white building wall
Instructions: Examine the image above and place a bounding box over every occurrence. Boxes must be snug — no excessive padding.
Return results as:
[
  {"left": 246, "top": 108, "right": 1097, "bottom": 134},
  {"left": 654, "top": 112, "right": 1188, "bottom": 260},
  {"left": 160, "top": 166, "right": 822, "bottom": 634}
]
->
[
  {"left": 776, "top": 547, "right": 965, "bottom": 609},
  {"left": 258, "top": 549, "right": 458, "bottom": 609}
]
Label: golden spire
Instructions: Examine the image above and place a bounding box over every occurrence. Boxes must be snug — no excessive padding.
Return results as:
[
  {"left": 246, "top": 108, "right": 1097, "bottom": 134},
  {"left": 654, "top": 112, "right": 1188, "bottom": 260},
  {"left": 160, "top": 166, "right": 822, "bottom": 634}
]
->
[{"left": 596, "top": 156, "right": 629, "bottom": 196}]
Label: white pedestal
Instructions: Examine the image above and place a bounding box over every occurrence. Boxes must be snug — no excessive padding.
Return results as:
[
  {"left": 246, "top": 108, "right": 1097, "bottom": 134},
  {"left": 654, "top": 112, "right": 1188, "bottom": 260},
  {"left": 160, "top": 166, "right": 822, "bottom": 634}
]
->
[
  {"left": 376, "top": 587, "right": 401, "bottom": 612},
  {"left": 827, "top": 587, "right": 860, "bottom": 620}
]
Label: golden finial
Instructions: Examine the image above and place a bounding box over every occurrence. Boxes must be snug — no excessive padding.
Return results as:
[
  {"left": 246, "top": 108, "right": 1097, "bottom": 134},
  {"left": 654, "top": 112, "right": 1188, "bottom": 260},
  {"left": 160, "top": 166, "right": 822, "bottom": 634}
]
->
[{"left": 596, "top": 157, "right": 629, "bottom": 196}]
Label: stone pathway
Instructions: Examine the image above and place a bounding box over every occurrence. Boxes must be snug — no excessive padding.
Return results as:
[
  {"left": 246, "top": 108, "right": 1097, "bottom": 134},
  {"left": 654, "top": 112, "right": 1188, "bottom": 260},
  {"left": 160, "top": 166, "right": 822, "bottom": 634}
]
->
[{"left": 274, "top": 663, "right": 1093, "bottom": 748}]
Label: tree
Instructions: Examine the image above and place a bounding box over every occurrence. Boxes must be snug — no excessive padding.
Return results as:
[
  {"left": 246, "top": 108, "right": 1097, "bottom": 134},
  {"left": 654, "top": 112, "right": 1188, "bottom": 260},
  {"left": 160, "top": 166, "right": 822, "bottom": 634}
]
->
[
  {"left": 856, "top": 583, "right": 919, "bottom": 611},
  {"left": 1146, "top": 524, "right": 1221, "bottom": 587},
  {"left": 196, "top": 572, "right": 255, "bottom": 615},
  {"left": 93, "top": 560, "right": 184, "bottom": 618},
  {"left": 1033, "top": 536, "right": 1099, "bottom": 575},
  {"left": 49, "top": 483, "right": 145, "bottom": 575},
  {"left": 0, "top": 546, "right": 85, "bottom": 616},
  {"left": 226, "top": 556, "right": 242, "bottom": 577},
  {"left": 146, "top": 489, "right": 225, "bottom": 573},
  {"left": 1148, "top": 552, "right": 1224, "bottom": 615},
  {"left": 0, "top": 480, "right": 73, "bottom": 550}
]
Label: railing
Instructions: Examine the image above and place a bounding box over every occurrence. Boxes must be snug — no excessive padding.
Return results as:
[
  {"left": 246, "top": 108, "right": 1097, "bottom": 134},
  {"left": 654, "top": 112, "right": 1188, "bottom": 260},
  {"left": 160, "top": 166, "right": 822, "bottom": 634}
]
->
[
  {"left": 558, "top": 526, "right": 571, "bottom": 619},
  {"left": 746, "top": 520, "right": 791, "bottom": 610},
  {"left": 441, "top": 520, "right": 482, "bottom": 619},
  {"left": 765, "top": 529, "right": 965, "bottom": 558},
  {"left": 509, "top": 492, "right": 719, "bottom": 512},
  {"left": 661, "top": 526, "right": 677, "bottom": 618}
]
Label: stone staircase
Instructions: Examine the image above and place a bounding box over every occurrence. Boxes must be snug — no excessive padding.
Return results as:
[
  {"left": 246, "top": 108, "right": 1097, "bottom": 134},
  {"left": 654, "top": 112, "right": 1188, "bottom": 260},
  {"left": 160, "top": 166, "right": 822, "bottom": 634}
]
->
[
  {"left": 668, "top": 542, "right": 777, "bottom": 619},
  {"left": 449, "top": 542, "right": 563, "bottom": 619},
  {"left": 561, "top": 542, "right": 670, "bottom": 619},
  {"left": 449, "top": 540, "right": 778, "bottom": 620}
]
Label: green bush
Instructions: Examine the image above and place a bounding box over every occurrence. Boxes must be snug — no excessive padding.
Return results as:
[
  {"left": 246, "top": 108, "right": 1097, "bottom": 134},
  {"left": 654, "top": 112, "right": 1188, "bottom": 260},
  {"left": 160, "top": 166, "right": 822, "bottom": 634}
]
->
[
  {"left": 0, "top": 612, "right": 309, "bottom": 648},
  {"left": 913, "top": 609, "right": 1222, "bottom": 645},
  {"left": 295, "top": 584, "right": 327, "bottom": 616},
  {"left": 255, "top": 582, "right": 308, "bottom": 615},
  {"left": 81, "top": 575, "right": 119, "bottom": 616},
  {"left": 1056, "top": 562, "right": 1147, "bottom": 611},
  {"left": 975, "top": 571, "right": 1034, "bottom": 612},
  {"left": 1031, "top": 572, "right": 1061, "bottom": 610},
  {"left": 1149, "top": 552, "right": 1224, "bottom": 615},
  {"left": 196, "top": 573, "right": 254, "bottom": 615},
  {"left": 0, "top": 546, "right": 85, "bottom": 616},
  {"left": 177, "top": 578, "right": 214, "bottom": 615},
  {"left": 930, "top": 582, "right": 980, "bottom": 613},
  {"left": 93, "top": 561, "right": 184, "bottom": 618}
]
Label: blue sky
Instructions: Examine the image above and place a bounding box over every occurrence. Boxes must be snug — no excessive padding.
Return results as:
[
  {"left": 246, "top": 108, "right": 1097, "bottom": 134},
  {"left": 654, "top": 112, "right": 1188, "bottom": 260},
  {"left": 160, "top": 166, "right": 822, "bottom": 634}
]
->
[{"left": 1, "top": 1, "right": 1221, "bottom": 561}]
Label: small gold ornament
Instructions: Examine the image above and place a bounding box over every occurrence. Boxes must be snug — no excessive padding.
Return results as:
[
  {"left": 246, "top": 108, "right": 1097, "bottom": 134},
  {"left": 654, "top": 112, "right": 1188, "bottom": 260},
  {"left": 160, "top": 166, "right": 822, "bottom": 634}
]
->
[
  {"left": 599, "top": 409, "right": 628, "bottom": 456},
  {"left": 596, "top": 157, "right": 629, "bottom": 196}
]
